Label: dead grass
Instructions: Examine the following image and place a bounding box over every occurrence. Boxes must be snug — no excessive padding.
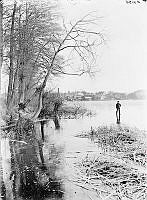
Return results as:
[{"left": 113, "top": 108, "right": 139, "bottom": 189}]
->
[
  {"left": 77, "top": 155, "right": 146, "bottom": 200},
  {"left": 59, "top": 104, "right": 94, "bottom": 119},
  {"left": 78, "top": 125, "right": 147, "bottom": 166},
  {"left": 76, "top": 125, "right": 147, "bottom": 199}
]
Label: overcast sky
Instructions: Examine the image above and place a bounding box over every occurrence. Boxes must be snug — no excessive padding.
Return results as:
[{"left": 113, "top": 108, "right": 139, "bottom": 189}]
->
[
  {"left": 53, "top": 0, "right": 147, "bottom": 93},
  {"left": 1, "top": 0, "right": 147, "bottom": 93}
]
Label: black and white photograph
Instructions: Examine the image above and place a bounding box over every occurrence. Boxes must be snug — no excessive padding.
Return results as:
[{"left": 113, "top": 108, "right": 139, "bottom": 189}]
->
[{"left": 0, "top": 0, "right": 147, "bottom": 199}]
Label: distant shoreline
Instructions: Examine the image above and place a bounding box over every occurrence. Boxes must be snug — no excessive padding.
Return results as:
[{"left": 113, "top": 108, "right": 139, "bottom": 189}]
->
[
  {"left": 59, "top": 90, "right": 147, "bottom": 102},
  {"left": 66, "top": 98, "right": 146, "bottom": 102}
]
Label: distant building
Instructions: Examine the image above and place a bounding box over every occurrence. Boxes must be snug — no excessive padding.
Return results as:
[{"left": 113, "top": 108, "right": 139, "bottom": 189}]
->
[{"left": 84, "top": 96, "right": 92, "bottom": 100}]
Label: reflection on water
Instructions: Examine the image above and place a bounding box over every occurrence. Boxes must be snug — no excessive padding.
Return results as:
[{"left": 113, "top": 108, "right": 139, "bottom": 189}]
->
[
  {"left": 73, "top": 100, "right": 147, "bottom": 129},
  {"left": 0, "top": 128, "right": 64, "bottom": 200},
  {"left": 0, "top": 100, "right": 146, "bottom": 200}
]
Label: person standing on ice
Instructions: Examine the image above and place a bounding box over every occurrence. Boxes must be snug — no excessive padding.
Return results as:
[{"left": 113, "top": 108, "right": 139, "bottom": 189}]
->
[{"left": 116, "top": 101, "right": 121, "bottom": 123}]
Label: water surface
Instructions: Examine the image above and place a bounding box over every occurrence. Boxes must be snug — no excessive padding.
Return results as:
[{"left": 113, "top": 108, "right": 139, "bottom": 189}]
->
[{"left": 0, "top": 100, "right": 146, "bottom": 200}]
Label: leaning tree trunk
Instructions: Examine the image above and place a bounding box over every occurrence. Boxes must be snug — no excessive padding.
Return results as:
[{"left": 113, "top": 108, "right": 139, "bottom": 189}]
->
[
  {"left": 31, "top": 90, "right": 43, "bottom": 121},
  {"left": 7, "top": 2, "right": 16, "bottom": 109},
  {"left": 0, "top": 1, "right": 3, "bottom": 200},
  {"left": 11, "top": 62, "right": 19, "bottom": 106},
  {"left": 40, "top": 120, "right": 45, "bottom": 141},
  {"left": 18, "top": 69, "right": 25, "bottom": 104},
  {"left": 53, "top": 114, "right": 60, "bottom": 129},
  {"left": 0, "top": 0, "right": 3, "bottom": 94},
  {"left": 53, "top": 102, "right": 60, "bottom": 129}
]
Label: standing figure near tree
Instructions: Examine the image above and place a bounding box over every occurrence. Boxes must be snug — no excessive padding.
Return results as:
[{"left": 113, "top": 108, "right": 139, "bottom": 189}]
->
[{"left": 116, "top": 101, "right": 121, "bottom": 123}]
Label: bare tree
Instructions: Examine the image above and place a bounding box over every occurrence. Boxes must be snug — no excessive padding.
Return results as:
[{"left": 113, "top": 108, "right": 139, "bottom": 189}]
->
[
  {"left": 3, "top": 1, "right": 61, "bottom": 110},
  {"left": 0, "top": 0, "right": 3, "bottom": 93},
  {"left": 31, "top": 15, "right": 104, "bottom": 120},
  {"left": 7, "top": 2, "right": 16, "bottom": 108},
  {"left": 2, "top": 1, "right": 104, "bottom": 123},
  {"left": 0, "top": 1, "right": 3, "bottom": 197}
]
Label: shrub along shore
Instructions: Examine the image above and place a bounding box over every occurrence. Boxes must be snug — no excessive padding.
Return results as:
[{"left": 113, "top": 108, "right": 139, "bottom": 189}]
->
[{"left": 76, "top": 125, "right": 147, "bottom": 200}]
